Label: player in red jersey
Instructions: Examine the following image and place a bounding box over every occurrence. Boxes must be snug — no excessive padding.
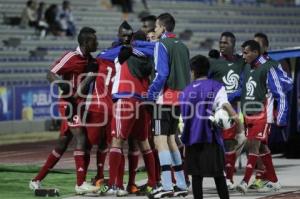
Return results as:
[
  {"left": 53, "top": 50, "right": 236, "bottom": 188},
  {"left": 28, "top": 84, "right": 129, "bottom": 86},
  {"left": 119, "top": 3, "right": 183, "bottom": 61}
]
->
[
  {"left": 82, "top": 58, "right": 116, "bottom": 188},
  {"left": 29, "top": 27, "right": 99, "bottom": 195},
  {"left": 99, "top": 23, "right": 157, "bottom": 197}
]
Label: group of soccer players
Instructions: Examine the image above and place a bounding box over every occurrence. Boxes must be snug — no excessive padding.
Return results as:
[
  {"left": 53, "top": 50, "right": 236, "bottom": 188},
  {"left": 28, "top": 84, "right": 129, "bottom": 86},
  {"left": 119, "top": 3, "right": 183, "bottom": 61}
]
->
[{"left": 28, "top": 12, "right": 292, "bottom": 199}]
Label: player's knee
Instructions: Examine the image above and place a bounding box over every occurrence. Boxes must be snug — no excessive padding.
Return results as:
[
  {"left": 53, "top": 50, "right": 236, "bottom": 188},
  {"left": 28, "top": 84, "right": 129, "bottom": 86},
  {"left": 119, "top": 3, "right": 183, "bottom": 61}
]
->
[
  {"left": 138, "top": 140, "right": 150, "bottom": 151},
  {"left": 111, "top": 137, "right": 123, "bottom": 148}
]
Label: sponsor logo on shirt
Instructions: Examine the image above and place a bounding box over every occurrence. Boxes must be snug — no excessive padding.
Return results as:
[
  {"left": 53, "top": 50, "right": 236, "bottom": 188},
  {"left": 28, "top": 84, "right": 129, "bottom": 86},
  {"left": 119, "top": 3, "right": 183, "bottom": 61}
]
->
[
  {"left": 245, "top": 76, "right": 257, "bottom": 100},
  {"left": 222, "top": 69, "right": 239, "bottom": 92}
]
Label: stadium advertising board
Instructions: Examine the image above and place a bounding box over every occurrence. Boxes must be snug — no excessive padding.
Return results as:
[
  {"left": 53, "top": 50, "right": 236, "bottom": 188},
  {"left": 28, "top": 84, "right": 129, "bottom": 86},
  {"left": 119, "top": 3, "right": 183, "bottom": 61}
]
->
[
  {"left": 0, "top": 86, "right": 14, "bottom": 121},
  {"left": 14, "top": 86, "right": 57, "bottom": 120}
]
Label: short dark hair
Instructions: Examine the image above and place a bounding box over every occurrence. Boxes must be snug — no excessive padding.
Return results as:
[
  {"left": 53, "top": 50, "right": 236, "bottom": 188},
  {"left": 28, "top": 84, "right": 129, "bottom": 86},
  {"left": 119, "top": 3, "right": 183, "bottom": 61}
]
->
[
  {"left": 254, "top": 32, "right": 269, "bottom": 47},
  {"left": 141, "top": 15, "right": 156, "bottom": 23},
  {"left": 220, "top": 31, "right": 236, "bottom": 46},
  {"left": 148, "top": 28, "right": 155, "bottom": 33},
  {"left": 119, "top": 21, "right": 132, "bottom": 31},
  {"left": 133, "top": 30, "right": 147, "bottom": 41},
  {"left": 157, "top": 13, "right": 175, "bottom": 32},
  {"left": 241, "top": 40, "right": 261, "bottom": 54},
  {"left": 78, "top": 27, "right": 96, "bottom": 46},
  {"left": 190, "top": 55, "right": 210, "bottom": 78}
]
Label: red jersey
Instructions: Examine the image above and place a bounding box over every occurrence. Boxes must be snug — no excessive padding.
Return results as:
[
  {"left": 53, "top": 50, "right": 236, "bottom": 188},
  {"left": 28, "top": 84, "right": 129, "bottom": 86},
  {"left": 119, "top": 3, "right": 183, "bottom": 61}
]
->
[
  {"left": 112, "top": 58, "right": 149, "bottom": 100},
  {"left": 50, "top": 47, "right": 88, "bottom": 95},
  {"left": 86, "top": 59, "right": 116, "bottom": 114}
]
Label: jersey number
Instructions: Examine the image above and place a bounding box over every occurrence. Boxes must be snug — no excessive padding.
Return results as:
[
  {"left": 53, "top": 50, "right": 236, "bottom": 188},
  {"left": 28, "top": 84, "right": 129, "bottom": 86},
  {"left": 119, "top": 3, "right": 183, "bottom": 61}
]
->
[{"left": 105, "top": 66, "right": 113, "bottom": 86}]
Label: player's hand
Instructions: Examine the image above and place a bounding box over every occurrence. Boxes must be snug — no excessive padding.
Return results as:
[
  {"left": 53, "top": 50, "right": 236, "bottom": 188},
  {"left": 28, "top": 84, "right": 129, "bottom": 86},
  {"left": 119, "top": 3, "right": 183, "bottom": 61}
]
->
[
  {"left": 86, "top": 58, "right": 99, "bottom": 73},
  {"left": 118, "top": 46, "right": 132, "bottom": 64},
  {"left": 57, "top": 81, "right": 71, "bottom": 95},
  {"left": 64, "top": 96, "right": 76, "bottom": 121},
  {"left": 146, "top": 93, "right": 157, "bottom": 102}
]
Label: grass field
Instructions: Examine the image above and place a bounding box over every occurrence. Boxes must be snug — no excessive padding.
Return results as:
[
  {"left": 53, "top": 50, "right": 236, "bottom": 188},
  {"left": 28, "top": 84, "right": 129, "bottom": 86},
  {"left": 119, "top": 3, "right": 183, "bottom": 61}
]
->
[
  {"left": 0, "top": 132, "right": 147, "bottom": 198},
  {"left": 0, "top": 164, "right": 147, "bottom": 199},
  {"left": 0, "top": 132, "right": 58, "bottom": 146}
]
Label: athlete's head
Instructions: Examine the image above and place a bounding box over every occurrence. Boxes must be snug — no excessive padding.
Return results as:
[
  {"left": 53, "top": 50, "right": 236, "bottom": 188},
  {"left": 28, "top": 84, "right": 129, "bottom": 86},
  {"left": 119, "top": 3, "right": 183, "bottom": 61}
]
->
[
  {"left": 77, "top": 27, "right": 98, "bottom": 54},
  {"left": 254, "top": 32, "right": 269, "bottom": 55},
  {"left": 62, "top": 0, "right": 70, "bottom": 10},
  {"left": 118, "top": 21, "right": 133, "bottom": 45},
  {"left": 241, "top": 40, "right": 261, "bottom": 64},
  {"left": 155, "top": 13, "right": 175, "bottom": 39},
  {"left": 190, "top": 55, "right": 210, "bottom": 80},
  {"left": 219, "top": 32, "right": 236, "bottom": 56},
  {"left": 133, "top": 30, "right": 147, "bottom": 41},
  {"left": 147, "top": 29, "right": 157, "bottom": 42},
  {"left": 141, "top": 15, "right": 156, "bottom": 34}
]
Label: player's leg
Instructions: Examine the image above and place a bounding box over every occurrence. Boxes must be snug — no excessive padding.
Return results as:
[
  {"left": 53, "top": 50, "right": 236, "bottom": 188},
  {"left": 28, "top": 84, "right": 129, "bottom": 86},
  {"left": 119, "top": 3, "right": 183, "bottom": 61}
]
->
[
  {"left": 249, "top": 143, "right": 266, "bottom": 190},
  {"left": 115, "top": 152, "right": 127, "bottom": 196},
  {"left": 104, "top": 99, "right": 135, "bottom": 195},
  {"left": 167, "top": 106, "right": 188, "bottom": 197},
  {"left": 236, "top": 114, "right": 269, "bottom": 194},
  {"left": 106, "top": 137, "right": 124, "bottom": 190},
  {"left": 94, "top": 130, "right": 108, "bottom": 186},
  {"left": 130, "top": 105, "right": 157, "bottom": 194},
  {"left": 149, "top": 135, "right": 161, "bottom": 185},
  {"left": 127, "top": 138, "right": 140, "bottom": 194},
  {"left": 150, "top": 105, "right": 186, "bottom": 198},
  {"left": 84, "top": 131, "right": 92, "bottom": 183},
  {"left": 30, "top": 102, "right": 74, "bottom": 189},
  {"left": 70, "top": 126, "right": 98, "bottom": 194},
  {"left": 191, "top": 175, "right": 203, "bottom": 199},
  {"left": 223, "top": 138, "right": 237, "bottom": 189},
  {"left": 30, "top": 132, "right": 73, "bottom": 190},
  {"left": 175, "top": 131, "right": 190, "bottom": 187},
  {"left": 168, "top": 134, "right": 188, "bottom": 197},
  {"left": 153, "top": 134, "right": 174, "bottom": 197},
  {"left": 257, "top": 143, "right": 281, "bottom": 192},
  {"left": 145, "top": 104, "right": 161, "bottom": 185},
  {"left": 85, "top": 111, "right": 109, "bottom": 186},
  {"left": 214, "top": 176, "right": 229, "bottom": 199},
  {"left": 236, "top": 139, "right": 260, "bottom": 194},
  {"left": 136, "top": 138, "right": 157, "bottom": 194}
]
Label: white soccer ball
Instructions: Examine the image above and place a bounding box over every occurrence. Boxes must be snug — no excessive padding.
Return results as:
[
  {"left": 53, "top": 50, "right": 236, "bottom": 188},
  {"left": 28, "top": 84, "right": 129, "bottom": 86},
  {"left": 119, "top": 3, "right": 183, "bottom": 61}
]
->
[{"left": 212, "top": 109, "right": 234, "bottom": 130}]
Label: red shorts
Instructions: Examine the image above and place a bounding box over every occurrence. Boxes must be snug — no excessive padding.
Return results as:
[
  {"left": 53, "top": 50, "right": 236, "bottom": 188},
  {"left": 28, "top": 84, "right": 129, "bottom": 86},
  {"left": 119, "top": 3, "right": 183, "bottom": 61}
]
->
[
  {"left": 244, "top": 113, "right": 271, "bottom": 144},
  {"left": 222, "top": 123, "right": 237, "bottom": 140},
  {"left": 58, "top": 99, "right": 84, "bottom": 136},
  {"left": 111, "top": 98, "right": 151, "bottom": 141},
  {"left": 85, "top": 111, "right": 112, "bottom": 145}
]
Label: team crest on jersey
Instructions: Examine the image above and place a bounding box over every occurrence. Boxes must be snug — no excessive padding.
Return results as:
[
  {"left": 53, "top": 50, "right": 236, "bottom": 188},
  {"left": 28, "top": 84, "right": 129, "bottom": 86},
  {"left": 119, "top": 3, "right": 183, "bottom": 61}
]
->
[
  {"left": 222, "top": 70, "right": 239, "bottom": 92},
  {"left": 246, "top": 76, "right": 257, "bottom": 99}
]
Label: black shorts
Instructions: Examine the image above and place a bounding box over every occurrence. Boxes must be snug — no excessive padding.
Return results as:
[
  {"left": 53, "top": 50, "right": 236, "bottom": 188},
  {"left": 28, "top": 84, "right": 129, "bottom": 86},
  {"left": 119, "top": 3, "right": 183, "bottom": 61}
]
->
[
  {"left": 185, "top": 142, "right": 225, "bottom": 177},
  {"left": 152, "top": 105, "right": 180, "bottom": 136}
]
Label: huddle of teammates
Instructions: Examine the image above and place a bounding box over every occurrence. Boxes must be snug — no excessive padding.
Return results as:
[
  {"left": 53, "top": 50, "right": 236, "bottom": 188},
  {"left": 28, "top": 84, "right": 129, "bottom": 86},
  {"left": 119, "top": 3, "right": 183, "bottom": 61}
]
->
[{"left": 28, "top": 12, "right": 293, "bottom": 199}]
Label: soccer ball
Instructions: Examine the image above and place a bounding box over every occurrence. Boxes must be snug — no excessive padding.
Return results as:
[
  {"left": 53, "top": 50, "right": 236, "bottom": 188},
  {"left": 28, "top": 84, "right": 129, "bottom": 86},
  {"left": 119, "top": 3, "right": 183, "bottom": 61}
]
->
[{"left": 211, "top": 109, "right": 234, "bottom": 130}]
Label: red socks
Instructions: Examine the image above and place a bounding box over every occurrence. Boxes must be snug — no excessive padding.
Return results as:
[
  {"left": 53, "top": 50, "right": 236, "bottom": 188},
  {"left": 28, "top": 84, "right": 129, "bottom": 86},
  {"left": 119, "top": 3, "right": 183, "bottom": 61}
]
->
[
  {"left": 96, "top": 149, "right": 108, "bottom": 179},
  {"left": 116, "top": 154, "right": 125, "bottom": 189},
  {"left": 74, "top": 150, "right": 86, "bottom": 186},
  {"left": 243, "top": 153, "right": 258, "bottom": 184},
  {"left": 84, "top": 151, "right": 90, "bottom": 178},
  {"left": 128, "top": 150, "right": 139, "bottom": 186},
  {"left": 153, "top": 149, "right": 161, "bottom": 183},
  {"left": 225, "top": 152, "right": 236, "bottom": 182},
  {"left": 142, "top": 150, "right": 156, "bottom": 187},
  {"left": 34, "top": 149, "right": 62, "bottom": 181},
  {"left": 108, "top": 147, "right": 122, "bottom": 187},
  {"left": 261, "top": 152, "right": 278, "bottom": 182}
]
